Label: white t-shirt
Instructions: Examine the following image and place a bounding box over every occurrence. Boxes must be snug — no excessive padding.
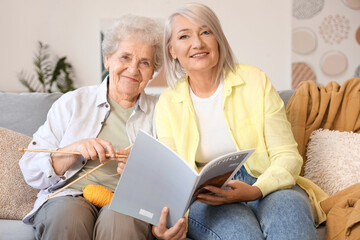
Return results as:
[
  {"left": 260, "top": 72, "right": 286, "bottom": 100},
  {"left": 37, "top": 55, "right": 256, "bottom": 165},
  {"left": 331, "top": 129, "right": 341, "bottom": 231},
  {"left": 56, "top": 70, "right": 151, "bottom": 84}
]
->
[{"left": 190, "top": 79, "right": 237, "bottom": 166}]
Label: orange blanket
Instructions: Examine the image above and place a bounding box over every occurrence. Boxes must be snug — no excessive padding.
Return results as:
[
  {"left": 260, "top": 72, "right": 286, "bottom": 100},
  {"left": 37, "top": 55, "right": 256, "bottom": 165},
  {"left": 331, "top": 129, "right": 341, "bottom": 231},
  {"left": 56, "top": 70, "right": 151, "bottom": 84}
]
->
[
  {"left": 286, "top": 78, "right": 360, "bottom": 176},
  {"left": 320, "top": 183, "right": 360, "bottom": 240}
]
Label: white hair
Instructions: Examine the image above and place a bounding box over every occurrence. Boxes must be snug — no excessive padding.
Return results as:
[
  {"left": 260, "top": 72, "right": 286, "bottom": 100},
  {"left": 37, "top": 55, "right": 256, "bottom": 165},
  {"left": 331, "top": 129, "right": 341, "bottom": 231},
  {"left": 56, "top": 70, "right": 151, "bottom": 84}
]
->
[
  {"left": 102, "top": 15, "right": 164, "bottom": 71},
  {"left": 163, "top": 3, "right": 236, "bottom": 87}
]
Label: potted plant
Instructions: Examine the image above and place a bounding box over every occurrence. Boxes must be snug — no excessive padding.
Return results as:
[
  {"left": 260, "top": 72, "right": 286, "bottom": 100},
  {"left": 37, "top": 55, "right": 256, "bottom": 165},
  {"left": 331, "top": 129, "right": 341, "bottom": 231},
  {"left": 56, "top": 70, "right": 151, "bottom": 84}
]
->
[{"left": 18, "top": 41, "right": 76, "bottom": 93}]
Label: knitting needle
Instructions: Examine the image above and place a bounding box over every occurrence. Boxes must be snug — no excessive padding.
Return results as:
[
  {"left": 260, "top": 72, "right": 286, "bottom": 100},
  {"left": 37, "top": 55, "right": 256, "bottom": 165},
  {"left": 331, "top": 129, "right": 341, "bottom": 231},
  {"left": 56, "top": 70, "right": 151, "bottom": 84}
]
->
[
  {"left": 44, "top": 144, "right": 133, "bottom": 200},
  {"left": 19, "top": 148, "right": 127, "bottom": 158}
]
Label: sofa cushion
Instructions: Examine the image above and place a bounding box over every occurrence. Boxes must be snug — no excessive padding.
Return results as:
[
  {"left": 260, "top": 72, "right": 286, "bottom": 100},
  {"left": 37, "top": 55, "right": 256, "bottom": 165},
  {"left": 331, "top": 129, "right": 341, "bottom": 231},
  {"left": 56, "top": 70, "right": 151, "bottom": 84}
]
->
[
  {"left": 0, "top": 92, "right": 62, "bottom": 136},
  {"left": 0, "top": 219, "right": 35, "bottom": 240},
  {"left": 304, "top": 128, "right": 360, "bottom": 195},
  {"left": 0, "top": 127, "right": 38, "bottom": 220}
]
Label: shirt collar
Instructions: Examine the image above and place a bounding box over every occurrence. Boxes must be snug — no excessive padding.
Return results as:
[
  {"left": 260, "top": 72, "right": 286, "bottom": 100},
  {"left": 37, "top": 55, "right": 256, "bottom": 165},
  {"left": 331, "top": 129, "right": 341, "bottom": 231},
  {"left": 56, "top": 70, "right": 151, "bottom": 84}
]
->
[
  {"left": 95, "top": 76, "right": 110, "bottom": 107},
  {"left": 172, "top": 75, "right": 190, "bottom": 103},
  {"left": 136, "top": 91, "right": 151, "bottom": 114},
  {"left": 172, "top": 66, "right": 245, "bottom": 102},
  {"left": 223, "top": 66, "right": 245, "bottom": 96}
]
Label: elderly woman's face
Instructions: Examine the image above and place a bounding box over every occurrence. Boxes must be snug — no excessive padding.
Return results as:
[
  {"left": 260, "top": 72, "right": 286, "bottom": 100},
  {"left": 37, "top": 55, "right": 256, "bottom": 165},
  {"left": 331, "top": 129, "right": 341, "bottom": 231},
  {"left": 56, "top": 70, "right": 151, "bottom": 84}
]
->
[
  {"left": 169, "top": 15, "right": 219, "bottom": 75},
  {"left": 105, "top": 36, "right": 155, "bottom": 101}
]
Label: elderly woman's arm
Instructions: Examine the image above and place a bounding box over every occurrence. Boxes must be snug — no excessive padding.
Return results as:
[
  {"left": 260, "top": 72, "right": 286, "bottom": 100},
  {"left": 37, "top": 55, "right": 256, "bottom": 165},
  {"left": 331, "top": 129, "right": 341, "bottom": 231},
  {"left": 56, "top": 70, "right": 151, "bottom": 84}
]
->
[
  {"left": 19, "top": 91, "right": 118, "bottom": 189},
  {"left": 19, "top": 98, "right": 72, "bottom": 189}
]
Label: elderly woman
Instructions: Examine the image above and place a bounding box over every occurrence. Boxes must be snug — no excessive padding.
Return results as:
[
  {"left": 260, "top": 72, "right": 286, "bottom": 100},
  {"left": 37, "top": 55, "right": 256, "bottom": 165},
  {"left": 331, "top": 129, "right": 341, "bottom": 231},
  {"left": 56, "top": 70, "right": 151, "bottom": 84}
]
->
[
  {"left": 155, "top": 3, "right": 321, "bottom": 240},
  {"left": 19, "top": 15, "right": 181, "bottom": 240}
]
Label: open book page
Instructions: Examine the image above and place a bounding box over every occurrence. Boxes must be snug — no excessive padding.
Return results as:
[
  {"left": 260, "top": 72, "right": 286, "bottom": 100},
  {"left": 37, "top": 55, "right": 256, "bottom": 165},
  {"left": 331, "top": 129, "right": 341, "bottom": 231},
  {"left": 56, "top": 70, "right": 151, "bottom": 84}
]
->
[
  {"left": 187, "top": 149, "right": 255, "bottom": 207},
  {"left": 109, "top": 130, "right": 198, "bottom": 227}
]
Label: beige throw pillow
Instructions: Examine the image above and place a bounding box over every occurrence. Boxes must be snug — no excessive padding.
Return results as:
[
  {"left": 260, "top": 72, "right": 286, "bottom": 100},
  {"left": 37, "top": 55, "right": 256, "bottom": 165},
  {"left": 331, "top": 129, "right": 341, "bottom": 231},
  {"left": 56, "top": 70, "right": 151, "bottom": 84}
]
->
[
  {"left": 0, "top": 127, "right": 38, "bottom": 220},
  {"left": 305, "top": 128, "right": 360, "bottom": 196}
]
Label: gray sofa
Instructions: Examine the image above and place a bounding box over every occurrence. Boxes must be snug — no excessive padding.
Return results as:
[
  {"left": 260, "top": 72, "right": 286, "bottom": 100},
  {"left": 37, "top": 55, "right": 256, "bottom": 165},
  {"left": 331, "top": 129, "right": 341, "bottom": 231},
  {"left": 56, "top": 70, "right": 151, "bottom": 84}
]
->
[
  {"left": 0, "top": 92, "right": 62, "bottom": 240},
  {"left": 0, "top": 90, "right": 326, "bottom": 240}
]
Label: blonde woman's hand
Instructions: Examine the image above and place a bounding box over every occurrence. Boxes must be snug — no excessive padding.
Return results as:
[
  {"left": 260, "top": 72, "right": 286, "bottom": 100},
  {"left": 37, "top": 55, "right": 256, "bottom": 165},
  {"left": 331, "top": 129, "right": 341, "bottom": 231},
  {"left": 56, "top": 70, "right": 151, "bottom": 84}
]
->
[
  {"left": 152, "top": 207, "right": 187, "bottom": 240},
  {"left": 196, "top": 180, "right": 263, "bottom": 205}
]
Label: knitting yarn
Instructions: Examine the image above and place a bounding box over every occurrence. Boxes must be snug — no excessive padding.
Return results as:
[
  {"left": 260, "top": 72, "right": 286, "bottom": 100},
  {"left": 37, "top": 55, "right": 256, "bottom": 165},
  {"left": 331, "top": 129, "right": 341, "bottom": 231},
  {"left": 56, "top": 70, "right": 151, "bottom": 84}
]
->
[{"left": 83, "top": 184, "right": 114, "bottom": 207}]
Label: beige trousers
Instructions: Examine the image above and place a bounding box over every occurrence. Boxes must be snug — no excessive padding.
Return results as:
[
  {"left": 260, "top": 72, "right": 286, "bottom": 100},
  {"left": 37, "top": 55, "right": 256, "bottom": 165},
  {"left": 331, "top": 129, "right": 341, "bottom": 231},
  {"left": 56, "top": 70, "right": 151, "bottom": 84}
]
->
[{"left": 32, "top": 196, "right": 154, "bottom": 240}]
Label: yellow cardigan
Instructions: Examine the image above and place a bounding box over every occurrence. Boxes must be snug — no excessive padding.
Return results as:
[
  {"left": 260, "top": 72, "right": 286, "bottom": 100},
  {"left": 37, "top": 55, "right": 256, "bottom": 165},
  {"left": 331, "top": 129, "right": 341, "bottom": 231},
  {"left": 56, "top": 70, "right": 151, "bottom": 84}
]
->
[{"left": 155, "top": 64, "right": 327, "bottom": 225}]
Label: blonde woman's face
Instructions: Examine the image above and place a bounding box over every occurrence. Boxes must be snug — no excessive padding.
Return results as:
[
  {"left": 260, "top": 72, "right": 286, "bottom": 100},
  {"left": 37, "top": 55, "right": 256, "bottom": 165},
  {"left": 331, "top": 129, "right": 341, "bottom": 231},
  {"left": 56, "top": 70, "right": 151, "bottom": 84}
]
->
[
  {"left": 105, "top": 36, "right": 155, "bottom": 102},
  {"left": 169, "top": 15, "right": 219, "bottom": 75}
]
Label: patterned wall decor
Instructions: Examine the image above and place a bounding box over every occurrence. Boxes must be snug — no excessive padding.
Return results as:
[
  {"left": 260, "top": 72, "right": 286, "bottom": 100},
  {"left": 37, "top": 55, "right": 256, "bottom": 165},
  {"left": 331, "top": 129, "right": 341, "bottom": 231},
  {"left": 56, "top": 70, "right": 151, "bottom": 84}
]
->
[
  {"left": 356, "top": 26, "right": 360, "bottom": 44},
  {"left": 292, "top": 0, "right": 360, "bottom": 89},
  {"left": 292, "top": 62, "right": 317, "bottom": 89},
  {"left": 319, "top": 15, "right": 350, "bottom": 45},
  {"left": 293, "top": 0, "right": 325, "bottom": 19}
]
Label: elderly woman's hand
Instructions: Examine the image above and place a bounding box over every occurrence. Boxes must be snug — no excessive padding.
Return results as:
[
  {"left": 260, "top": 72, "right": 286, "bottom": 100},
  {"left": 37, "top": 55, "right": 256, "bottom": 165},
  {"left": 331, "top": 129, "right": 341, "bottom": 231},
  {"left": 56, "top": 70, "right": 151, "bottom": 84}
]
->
[
  {"left": 51, "top": 138, "right": 116, "bottom": 176},
  {"left": 152, "top": 207, "right": 187, "bottom": 240},
  {"left": 110, "top": 148, "right": 130, "bottom": 174}
]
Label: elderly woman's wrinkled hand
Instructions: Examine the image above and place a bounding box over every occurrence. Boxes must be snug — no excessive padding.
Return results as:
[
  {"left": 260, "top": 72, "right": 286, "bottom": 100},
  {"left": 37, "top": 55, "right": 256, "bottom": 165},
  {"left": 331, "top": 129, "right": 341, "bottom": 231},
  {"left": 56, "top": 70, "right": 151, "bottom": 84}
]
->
[
  {"left": 110, "top": 148, "right": 130, "bottom": 174},
  {"left": 51, "top": 138, "right": 116, "bottom": 176},
  {"left": 75, "top": 138, "right": 116, "bottom": 163}
]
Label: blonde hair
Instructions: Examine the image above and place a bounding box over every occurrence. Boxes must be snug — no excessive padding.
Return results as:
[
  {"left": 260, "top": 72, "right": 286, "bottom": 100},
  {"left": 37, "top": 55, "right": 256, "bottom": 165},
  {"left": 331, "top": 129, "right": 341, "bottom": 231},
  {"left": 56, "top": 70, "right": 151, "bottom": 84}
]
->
[
  {"left": 102, "top": 15, "right": 163, "bottom": 71},
  {"left": 163, "top": 3, "right": 236, "bottom": 87}
]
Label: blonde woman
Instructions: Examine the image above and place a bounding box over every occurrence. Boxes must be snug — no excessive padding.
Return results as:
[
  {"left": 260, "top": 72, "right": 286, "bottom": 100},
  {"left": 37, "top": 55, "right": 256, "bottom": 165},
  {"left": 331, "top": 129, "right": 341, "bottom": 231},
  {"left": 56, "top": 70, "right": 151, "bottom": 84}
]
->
[{"left": 155, "top": 3, "right": 318, "bottom": 239}]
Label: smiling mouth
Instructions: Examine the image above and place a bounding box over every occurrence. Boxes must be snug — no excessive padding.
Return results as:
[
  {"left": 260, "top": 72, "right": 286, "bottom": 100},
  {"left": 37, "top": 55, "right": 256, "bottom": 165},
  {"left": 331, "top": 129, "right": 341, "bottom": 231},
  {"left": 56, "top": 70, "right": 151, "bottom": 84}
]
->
[
  {"left": 191, "top": 52, "right": 208, "bottom": 58},
  {"left": 122, "top": 76, "right": 139, "bottom": 82}
]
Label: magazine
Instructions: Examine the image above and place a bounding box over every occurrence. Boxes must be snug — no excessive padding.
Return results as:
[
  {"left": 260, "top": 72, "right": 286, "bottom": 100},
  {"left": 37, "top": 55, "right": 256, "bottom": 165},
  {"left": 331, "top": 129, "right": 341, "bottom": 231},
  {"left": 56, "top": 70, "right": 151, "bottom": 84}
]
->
[{"left": 109, "top": 130, "right": 254, "bottom": 227}]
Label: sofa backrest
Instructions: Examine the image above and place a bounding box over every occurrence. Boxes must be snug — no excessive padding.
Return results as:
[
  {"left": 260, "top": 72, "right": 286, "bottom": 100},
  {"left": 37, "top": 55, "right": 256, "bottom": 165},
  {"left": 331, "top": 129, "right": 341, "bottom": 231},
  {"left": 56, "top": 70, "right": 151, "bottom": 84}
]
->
[
  {"left": 0, "top": 89, "right": 295, "bottom": 137},
  {"left": 0, "top": 92, "right": 63, "bottom": 136},
  {"left": 278, "top": 90, "right": 295, "bottom": 107}
]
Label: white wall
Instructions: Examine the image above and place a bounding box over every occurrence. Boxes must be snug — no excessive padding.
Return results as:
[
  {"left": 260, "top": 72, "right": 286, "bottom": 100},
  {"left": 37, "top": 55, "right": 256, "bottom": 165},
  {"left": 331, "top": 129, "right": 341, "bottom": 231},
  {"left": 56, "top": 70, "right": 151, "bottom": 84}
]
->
[{"left": 0, "top": 0, "right": 291, "bottom": 93}]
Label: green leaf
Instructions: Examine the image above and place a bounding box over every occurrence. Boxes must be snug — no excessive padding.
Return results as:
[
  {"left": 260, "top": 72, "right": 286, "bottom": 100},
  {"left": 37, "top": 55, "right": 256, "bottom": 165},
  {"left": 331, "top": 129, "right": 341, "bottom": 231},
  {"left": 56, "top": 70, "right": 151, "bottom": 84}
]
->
[{"left": 18, "top": 41, "right": 76, "bottom": 93}]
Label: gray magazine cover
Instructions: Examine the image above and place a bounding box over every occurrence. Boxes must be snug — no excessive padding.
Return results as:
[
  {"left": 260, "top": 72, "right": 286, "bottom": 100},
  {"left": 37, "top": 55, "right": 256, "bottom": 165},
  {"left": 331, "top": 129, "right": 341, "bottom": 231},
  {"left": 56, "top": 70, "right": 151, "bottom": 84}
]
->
[{"left": 109, "top": 130, "right": 254, "bottom": 228}]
